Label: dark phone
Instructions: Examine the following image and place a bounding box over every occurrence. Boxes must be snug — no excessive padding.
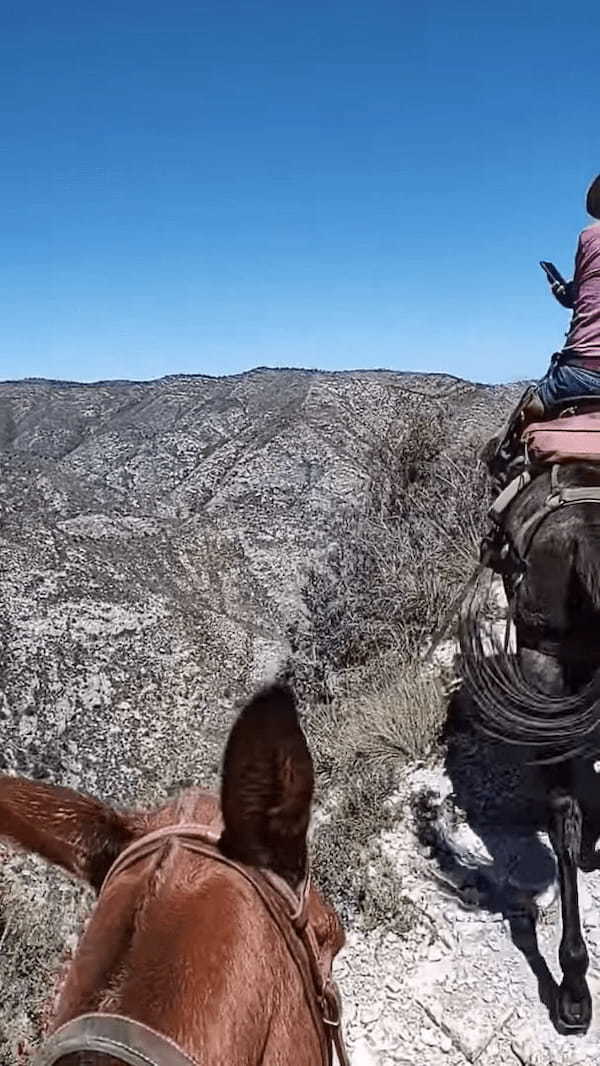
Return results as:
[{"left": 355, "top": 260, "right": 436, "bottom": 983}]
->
[{"left": 540, "top": 261, "right": 567, "bottom": 287}]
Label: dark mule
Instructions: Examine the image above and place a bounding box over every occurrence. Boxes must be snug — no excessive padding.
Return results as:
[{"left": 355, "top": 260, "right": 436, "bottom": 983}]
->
[
  {"left": 0, "top": 683, "right": 349, "bottom": 1065},
  {"left": 461, "top": 461, "right": 600, "bottom": 1035}
]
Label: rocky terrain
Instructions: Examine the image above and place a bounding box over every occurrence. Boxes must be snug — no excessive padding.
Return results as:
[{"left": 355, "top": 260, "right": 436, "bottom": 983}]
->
[
  {"left": 9, "top": 367, "right": 593, "bottom": 1066},
  {"left": 336, "top": 684, "right": 600, "bottom": 1066},
  {"left": 0, "top": 367, "right": 515, "bottom": 801}
]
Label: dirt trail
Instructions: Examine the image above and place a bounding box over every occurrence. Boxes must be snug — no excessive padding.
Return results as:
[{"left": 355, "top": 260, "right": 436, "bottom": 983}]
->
[
  {"left": 337, "top": 580, "right": 600, "bottom": 1066},
  {"left": 336, "top": 760, "right": 600, "bottom": 1066}
]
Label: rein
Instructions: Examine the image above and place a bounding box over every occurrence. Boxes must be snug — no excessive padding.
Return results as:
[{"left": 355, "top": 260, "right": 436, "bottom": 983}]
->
[{"left": 36, "top": 825, "right": 349, "bottom": 1066}]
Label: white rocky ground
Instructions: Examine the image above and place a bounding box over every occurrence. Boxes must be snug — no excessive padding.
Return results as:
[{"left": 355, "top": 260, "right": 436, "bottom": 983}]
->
[
  {"left": 335, "top": 761, "right": 600, "bottom": 1066},
  {"left": 335, "top": 580, "right": 600, "bottom": 1066}
]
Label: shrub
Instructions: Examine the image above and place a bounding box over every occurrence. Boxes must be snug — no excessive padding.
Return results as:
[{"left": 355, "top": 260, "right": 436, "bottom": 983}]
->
[
  {"left": 298, "top": 403, "right": 490, "bottom": 920},
  {"left": 300, "top": 408, "right": 488, "bottom": 687},
  {"left": 342, "top": 657, "right": 446, "bottom": 764}
]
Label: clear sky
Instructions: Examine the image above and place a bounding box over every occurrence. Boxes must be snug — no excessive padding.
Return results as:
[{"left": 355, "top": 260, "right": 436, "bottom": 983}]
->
[{"left": 2, "top": 1, "right": 599, "bottom": 385}]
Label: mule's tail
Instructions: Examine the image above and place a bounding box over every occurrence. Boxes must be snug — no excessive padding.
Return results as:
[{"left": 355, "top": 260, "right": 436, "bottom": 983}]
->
[{"left": 459, "top": 585, "right": 600, "bottom": 764}]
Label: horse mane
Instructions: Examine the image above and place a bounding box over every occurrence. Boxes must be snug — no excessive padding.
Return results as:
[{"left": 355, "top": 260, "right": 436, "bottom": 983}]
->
[{"left": 458, "top": 588, "right": 600, "bottom": 764}]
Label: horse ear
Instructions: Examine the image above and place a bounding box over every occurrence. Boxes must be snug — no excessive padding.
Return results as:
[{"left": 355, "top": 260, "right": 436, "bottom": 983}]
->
[
  {"left": 0, "top": 776, "right": 132, "bottom": 893},
  {"left": 219, "top": 683, "right": 314, "bottom": 889}
]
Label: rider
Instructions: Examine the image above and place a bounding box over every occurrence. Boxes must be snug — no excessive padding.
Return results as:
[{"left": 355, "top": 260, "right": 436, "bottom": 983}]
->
[{"left": 488, "top": 174, "right": 600, "bottom": 474}]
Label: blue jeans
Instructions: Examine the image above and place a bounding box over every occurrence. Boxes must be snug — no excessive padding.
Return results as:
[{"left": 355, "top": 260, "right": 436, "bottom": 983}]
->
[{"left": 536, "top": 359, "right": 600, "bottom": 409}]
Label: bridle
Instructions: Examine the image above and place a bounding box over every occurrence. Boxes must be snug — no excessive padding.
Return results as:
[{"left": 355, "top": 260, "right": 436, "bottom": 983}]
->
[
  {"left": 36, "top": 825, "right": 351, "bottom": 1066},
  {"left": 36, "top": 827, "right": 350, "bottom": 1065}
]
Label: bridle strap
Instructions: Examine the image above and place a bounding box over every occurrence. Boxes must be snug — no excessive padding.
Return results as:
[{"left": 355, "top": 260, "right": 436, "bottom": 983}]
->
[
  {"left": 102, "top": 826, "right": 332, "bottom": 1065},
  {"left": 102, "top": 824, "right": 309, "bottom": 922},
  {"left": 101, "top": 824, "right": 222, "bottom": 888},
  {"left": 35, "top": 1012, "right": 200, "bottom": 1066}
]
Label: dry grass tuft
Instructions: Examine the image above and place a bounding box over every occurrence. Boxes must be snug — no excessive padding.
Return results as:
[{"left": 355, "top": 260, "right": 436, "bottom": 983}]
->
[
  {"left": 342, "top": 658, "right": 447, "bottom": 765},
  {"left": 309, "top": 764, "right": 396, "bottom": 923},
  {"left": 359, "top": 853, "right": 421, "bottom": 936}
]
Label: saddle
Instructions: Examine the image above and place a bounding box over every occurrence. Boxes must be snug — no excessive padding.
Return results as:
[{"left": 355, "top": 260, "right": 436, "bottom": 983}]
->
[{"left": 482, "top": 397, "right": 600, "bottom": 574}]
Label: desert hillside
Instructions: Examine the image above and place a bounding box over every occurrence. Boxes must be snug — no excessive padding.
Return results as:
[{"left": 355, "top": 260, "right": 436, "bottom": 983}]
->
[
  {"left": 0, "top": 368, "right": 517, "bottom": 795},
  {"left": 1, "top": 367, "right": 532, "bottom": 1062}
]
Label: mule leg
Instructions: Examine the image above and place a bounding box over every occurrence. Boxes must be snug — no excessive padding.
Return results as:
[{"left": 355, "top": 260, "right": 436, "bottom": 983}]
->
[
  {"left": 520, "top": 648, "right": 592, "bottom": 1033},
  {"left": 547, "top": 787, "right": 591, "bottom": 1034}
]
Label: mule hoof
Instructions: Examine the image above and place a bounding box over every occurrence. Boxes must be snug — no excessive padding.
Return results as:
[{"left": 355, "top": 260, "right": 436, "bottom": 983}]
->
[
  {"left": 554, "top": 984, "right": 592, "bottom": 1035},
  {"left": 579, "top": 844, "right": 600, "bottom": 873}
]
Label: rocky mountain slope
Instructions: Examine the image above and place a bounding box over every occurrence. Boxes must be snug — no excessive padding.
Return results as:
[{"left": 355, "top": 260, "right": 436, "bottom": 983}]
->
[
  {"left": 0, "top": 368, "right": 518, "bottom": 798},
  {"left": 0, "top": 367, "right": 528, "bottom": 1061}
]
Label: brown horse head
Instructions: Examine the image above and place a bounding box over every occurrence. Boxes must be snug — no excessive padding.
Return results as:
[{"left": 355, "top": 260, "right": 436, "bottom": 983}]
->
[{"left": 0, "top": 683, "right": 346, "bottom": 1065}]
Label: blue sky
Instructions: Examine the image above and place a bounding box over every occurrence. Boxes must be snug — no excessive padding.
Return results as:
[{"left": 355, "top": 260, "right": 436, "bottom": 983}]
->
[{"left": 2, "top": 1, "right": 599, "bottom": 385}]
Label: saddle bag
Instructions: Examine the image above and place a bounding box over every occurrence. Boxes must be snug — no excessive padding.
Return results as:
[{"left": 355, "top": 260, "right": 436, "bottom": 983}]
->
[{"left": 523, "top": 411, "right": 600, "bottom": 465}]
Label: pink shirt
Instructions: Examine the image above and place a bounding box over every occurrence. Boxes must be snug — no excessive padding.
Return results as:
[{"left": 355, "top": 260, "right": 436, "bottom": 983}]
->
[{"left": 563, "top": 222, "right": 600, "bottom": 359}]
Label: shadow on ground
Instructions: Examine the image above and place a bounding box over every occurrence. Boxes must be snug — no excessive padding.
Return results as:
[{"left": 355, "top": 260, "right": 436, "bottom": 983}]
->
[{"left": 411, "top": 674, "right": 600, "bottom": 1030}]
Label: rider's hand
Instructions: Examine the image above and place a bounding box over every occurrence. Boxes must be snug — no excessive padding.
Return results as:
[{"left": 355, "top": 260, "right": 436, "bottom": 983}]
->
[{"left": 551, "top": 280, "right": 575, "bottom": 309}]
